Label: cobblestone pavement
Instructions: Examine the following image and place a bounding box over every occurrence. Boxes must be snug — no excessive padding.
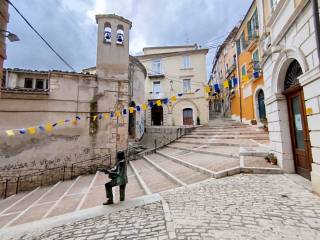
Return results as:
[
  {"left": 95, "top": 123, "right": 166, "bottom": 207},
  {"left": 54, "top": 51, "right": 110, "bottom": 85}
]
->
[{"left": 17, "top": 174, "right": 320, "bottom": 240}]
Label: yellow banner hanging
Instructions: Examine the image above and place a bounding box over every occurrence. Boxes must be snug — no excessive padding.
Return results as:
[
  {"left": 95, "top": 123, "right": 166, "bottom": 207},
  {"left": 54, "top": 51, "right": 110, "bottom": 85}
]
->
[
  {"left": 205, "top": 85, "right": 211, "bottom": 94},
  {"left": 171, "top": 96, "right": 177, "bottom": 102},
  {"left": 156, "top": 100, "right": 162, "bottom": 106},
  {"left": 6, "top": 130, "right": 15, "bottom": 136},
  {"left": 104, "top": 113, "right": 109, "bottom": 119},
  {"left": 93, "top": 115, "right": 97, "bottom": 121},
  {"left": 129, "top": 107, "right": 135, "bottom": 113},
  {"left": 71, "top": 119, "right": 78, "bottom": 125},
  {"left": 58, "top": 120, "right": 64, "bottom": 126},
  {"left": 28, "top": 127, "right": 36, "bottom": 135},
  {"left": 142, "top": 104, "right": 148, "bottom": 111},
  {"left": 45, "top": 123, "right": 53, "bottom": 132},
  {"left": 223, "top": 81, "right": 229, "bottom": 88},
  {"left": 242, "top": 75, "right": 249, "bottom": 82},
  {"left": 115, "top": 111, "right": 121, "bottom": 117}
]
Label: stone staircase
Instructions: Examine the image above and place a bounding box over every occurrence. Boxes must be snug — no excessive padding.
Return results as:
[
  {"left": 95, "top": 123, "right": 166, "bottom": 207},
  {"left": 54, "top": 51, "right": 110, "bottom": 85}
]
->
[{"left": 0, "top": 118, "right": 281, "bottom": 229}]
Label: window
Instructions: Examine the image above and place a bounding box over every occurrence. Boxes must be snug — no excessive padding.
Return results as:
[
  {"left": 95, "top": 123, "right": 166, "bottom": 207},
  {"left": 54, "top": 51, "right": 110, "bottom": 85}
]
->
[
  {"left": 183, "top": 79, "right": 191, "bottom": 93},
  {"left": 36, "top": 79, "right": 44, "bottom": 90},
  {"left": 104, "top": 22, "right": 112, "bottom": 43},
  {"left": 241, "top": 65, "right": 247, "bottom": 77},
  {"left": 247, "top": 9, "right": 259, "bottom": 40},
  {"left": 270, "top": 0, "right": 279, "bottom": 11},
  {"left": 182, "top": 55, "right": 191, "bottom": 69},
  {"left": 116, "top": 25, "right": 124, "bottom": 45},
  {"left": 153, "top": 81, "right": 161, "bottom": 94},
  {"left": 152, "top": 59, "right": 162, "bottom": 75},
  {"left": 240, "top": 32, "right": 246, "bottom": 52},
  {"left": 252, "top": 49, "right": 260, "bottom": 70},
  {"left": 236, "top": 40, "right": 241, "bottom": 55},
  {"left": 24, "top": 78, "right": 33, "bottom": 89}
]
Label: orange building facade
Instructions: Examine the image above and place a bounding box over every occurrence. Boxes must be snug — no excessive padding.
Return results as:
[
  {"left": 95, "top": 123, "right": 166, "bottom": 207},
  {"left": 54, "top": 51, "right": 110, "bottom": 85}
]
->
[{"left": 231, "top": 1, "right": 266, "bottom": 126}]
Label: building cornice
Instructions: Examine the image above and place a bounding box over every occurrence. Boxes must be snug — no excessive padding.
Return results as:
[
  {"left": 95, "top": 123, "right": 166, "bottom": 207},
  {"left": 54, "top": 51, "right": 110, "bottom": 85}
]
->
[{"left": 135, "top": 48, "right": 209, "bottom": 60}]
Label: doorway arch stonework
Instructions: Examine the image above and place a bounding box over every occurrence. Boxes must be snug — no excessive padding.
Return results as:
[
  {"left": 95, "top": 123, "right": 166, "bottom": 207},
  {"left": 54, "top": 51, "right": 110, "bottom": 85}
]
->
[{"left": 265, "top": 48, "right": 309, "bottom": 173}]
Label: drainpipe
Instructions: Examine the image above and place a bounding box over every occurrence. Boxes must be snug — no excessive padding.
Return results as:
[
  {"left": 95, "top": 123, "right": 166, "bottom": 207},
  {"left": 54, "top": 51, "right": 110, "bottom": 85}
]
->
[{"left": 312, "top": 0, "right": 320, "bottom": 63}]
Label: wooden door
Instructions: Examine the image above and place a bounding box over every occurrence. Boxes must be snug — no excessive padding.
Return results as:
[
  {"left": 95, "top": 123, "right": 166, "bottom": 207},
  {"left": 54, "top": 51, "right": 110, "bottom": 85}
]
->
[
  {"left": 183, "top": 108, "right": 193, "bottom": 125},
  {"left": 286, "top": 87, "right": 312, "bottom": 179}
]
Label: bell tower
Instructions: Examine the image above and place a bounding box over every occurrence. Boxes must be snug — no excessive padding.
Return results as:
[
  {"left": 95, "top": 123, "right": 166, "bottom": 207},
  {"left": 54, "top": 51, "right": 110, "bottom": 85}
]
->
[
  {"left": 95, "top": 14, "right": 132, "bottom": 154},
  {"left": 96, "top": 14, "right": 132, "bottom": 80}
]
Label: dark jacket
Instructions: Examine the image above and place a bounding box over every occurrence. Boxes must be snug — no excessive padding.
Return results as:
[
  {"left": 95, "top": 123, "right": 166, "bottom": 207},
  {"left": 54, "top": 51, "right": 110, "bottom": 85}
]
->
[{"left": 108, "top": 159, "right": 128, "bottom": 186}]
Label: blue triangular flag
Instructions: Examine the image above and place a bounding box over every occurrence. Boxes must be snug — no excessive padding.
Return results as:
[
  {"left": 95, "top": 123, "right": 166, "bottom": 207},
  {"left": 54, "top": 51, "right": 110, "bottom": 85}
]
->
[
  {"left": 136, "top": 106, "right": 141, "bottom": 112},
  {"left": 19, "top": 128, "right": 26, "bottom": 134}
]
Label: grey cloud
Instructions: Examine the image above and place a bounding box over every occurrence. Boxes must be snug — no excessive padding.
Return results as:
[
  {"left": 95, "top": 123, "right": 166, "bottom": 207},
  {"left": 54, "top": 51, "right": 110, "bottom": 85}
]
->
[{"left": 5, "top": 0, "right": 252, "bottom": 74}]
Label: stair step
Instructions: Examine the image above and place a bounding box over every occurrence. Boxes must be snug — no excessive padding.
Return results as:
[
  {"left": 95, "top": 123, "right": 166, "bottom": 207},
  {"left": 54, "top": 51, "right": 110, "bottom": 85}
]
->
[
  {"left": 131, "top": 159, "right": 179, "bottom": 193},
  {"left": 161, "top": 150, "right": 240, "bottom": 173},
  {"left": 148, "top": 154, "right": 209, "bottom": 185}
]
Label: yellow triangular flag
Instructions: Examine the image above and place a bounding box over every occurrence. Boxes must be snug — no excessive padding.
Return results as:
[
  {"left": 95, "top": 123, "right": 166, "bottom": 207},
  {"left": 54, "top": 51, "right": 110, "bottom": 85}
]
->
[
  {"left": 223, "top": 81, "right": 229, "bottom": 88},
  {"left": 28, "top": 127, "right": 36, "bottom": 135},
  {"left": 6, "top": 130, "right": 15, "bottom": 136},
  {"left": 156, "top": 100, "right": 162, "bottom": 106},
  {"left": 58, "top": 120, "right": 64, "bottom": 126},
  {"left": 93, "top": 115, "right": 97, "bottom": 121},
  {"left": 205, "top": 85, "right": 211, "bottom": 93},
  {"left": 45, "top": 123, "right": 53, "bottom": 132},
  {"left": 171, "top": 96, "right": 177, "bottom": 102},
  {"left": 71, "top": 119, "right": 78, "bottom": 125},
  {"left": 104, "top": 113, "right": 109, "bottom": 119},
  {"left": 115, "top": 111, "right": 121, "bottom": 117},
  {"left": 243, "top": 75, "right": 249, "bottom": 82},
  {"left": 142, "top": 104, "right": 148, "bottom": 111},
  {"left": 129, "top": 107, "right": 135, "bottom": 113}
]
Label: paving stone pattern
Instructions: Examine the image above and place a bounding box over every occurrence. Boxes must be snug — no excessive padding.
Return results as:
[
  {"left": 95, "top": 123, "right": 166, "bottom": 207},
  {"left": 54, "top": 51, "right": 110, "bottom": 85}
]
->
[
  {"left": 17, "top": 174, "right": 320, "bottom": 240},
  {"left": 162, "top": 174, "right": 320, "bottom": 240},
  {"left": 19, "top": 202, "right": 169, "bottom": 240}
]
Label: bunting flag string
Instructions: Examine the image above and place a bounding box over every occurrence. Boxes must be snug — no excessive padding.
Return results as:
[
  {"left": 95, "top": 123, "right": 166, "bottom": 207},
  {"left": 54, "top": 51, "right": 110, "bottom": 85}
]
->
[{"left": 3, "top": 86, "right": 212, "bottom": 137}]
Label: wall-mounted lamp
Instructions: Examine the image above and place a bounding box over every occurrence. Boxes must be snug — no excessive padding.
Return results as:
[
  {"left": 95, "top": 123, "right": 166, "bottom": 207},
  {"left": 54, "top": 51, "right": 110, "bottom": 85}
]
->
[{"left": 0, "top": 29, "right": 20, "bottom": 42}]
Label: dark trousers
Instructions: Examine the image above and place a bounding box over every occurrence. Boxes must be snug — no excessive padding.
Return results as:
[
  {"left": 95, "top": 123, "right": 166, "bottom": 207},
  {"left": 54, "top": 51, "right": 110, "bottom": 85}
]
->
[{"left": 105, "top": 182, "right": 126, "bottom": 201}]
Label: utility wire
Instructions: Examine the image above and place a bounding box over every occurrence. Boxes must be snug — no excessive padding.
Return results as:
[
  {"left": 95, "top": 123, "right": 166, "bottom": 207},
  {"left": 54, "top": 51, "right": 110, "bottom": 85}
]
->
[{"left": 6, "top": 0, "right": 76, "bottom": 72}]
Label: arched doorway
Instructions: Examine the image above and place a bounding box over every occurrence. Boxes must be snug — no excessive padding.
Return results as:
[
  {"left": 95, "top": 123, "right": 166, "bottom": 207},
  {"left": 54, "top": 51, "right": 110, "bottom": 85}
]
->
[
  {"left": 151, "top": 105, "right": 163, "bottom": 126},
  {"left": 257, "top": 89, "right": 266, "bottom": 120},
  {"left": 128, "top": 101, "right": 136, "bottom": 138},
  {"left": 183, "top": 108, "right": 193, "bottom": 125},
  {"left": 283, "top": 60, "right": 312, "bottom": 179}
]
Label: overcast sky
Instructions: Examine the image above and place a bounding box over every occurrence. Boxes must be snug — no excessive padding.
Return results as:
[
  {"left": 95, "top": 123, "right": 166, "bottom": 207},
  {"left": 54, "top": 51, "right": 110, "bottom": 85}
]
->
[{"left": 5, "top": 0, "right": 252, "bottom": 78}]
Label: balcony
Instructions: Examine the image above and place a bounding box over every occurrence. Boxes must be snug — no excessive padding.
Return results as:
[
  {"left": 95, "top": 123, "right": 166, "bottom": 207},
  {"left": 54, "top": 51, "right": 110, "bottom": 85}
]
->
[
  {"left": 247, "top": 60, "right": 262, "bottom": 80},
  {"left": 148, "top": 92, "right": 165, "bottom": 100},
  {"left": 246, "top": 31, "right": 259, "bottom": 52},
  {"left": 148, "top": 72, "right": 165, "bottom": 79},
  {"left": 226, "top": 63, "right": 236, "bottom": 78}
]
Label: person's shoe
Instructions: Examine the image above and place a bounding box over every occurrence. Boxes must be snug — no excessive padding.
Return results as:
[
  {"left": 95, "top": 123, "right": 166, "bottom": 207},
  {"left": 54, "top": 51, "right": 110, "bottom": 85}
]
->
[{"left": 103, "top": 200, "right": 113, "bottom": 205}]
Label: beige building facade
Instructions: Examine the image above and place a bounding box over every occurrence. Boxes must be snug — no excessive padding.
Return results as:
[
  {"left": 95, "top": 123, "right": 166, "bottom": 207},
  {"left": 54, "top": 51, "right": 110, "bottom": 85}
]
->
[
  {"left": 137, "top": 45, "right": 209, "bottom": 127},
  {"left": 257, "top": 0, "right": 320, "bottom": 194},
  {"left": 0, "top": 14, "right": 146, "bottom": 172}
]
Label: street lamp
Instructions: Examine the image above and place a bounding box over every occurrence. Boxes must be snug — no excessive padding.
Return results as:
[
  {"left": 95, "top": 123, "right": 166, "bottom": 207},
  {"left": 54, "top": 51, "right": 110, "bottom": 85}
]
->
[{"left": 0, "top": 29, "right": 20, "bottom": 42}]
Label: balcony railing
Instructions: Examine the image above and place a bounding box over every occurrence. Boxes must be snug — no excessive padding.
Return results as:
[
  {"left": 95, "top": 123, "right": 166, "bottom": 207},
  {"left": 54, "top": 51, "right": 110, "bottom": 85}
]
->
[{"left": 148, "top": 92, "right": 165, "bottom": 100}]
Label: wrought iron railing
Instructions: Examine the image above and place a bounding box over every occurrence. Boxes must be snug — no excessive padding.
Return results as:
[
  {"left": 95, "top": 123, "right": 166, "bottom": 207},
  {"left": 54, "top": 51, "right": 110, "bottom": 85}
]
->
[{"left": 0, "top": 153, "right": 111, "bottom": 199}]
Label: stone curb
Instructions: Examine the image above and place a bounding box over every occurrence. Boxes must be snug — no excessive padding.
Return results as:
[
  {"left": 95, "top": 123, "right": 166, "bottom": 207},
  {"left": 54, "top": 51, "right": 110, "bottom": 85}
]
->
[{"left": 0, "top": 193, "right": 162, "bottom": 240}]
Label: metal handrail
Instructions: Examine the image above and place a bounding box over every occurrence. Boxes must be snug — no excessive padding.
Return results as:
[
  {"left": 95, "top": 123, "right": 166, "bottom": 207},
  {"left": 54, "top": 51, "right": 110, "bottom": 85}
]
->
[{"left": 0, "top": 153, "right": 111, "bottom": 198}]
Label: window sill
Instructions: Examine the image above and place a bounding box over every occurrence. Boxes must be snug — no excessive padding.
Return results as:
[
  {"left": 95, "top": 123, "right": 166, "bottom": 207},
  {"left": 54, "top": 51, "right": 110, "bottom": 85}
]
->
[
  {"left": 180, "top": 68, "right": 193, "bottom": 70},
  {"left": 1, "top": 88, "right": 49, "bottom": 95}
]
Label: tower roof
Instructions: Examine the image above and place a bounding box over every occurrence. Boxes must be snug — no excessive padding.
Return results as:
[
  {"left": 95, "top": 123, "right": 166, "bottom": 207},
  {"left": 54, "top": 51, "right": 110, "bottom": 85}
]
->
[{"left": 95, "top": 14, "right": 132, "bottom": 29}]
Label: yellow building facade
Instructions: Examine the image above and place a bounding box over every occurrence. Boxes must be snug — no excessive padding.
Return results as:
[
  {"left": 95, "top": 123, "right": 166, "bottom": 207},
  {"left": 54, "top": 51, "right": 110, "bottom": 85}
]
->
[{"left": 231, "top": 1, "right": 266, "bottom": 126}]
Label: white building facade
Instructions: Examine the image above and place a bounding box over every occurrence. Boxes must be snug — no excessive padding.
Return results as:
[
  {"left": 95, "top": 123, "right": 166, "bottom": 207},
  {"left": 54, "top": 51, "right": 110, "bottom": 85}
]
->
[{"left": 258, "top": 0, "right": 320, "bottom": 194}]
